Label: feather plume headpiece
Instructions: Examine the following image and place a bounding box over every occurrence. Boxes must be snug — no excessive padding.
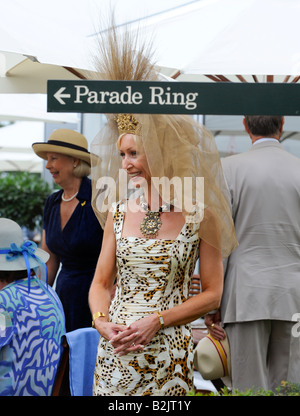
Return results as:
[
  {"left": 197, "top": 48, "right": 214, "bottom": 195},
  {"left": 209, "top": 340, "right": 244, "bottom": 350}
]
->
[
  {"left": 89, "top": 16, "right": 238, "bottom": 258},
  {"left": 92, "top": 16, "right": 158, "bottom": 82}
]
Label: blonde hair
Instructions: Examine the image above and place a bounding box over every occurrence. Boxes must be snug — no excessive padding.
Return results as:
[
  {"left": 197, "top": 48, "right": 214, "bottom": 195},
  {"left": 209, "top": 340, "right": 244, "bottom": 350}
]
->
[
  {"left": 73, "top": 160, "right": 91, "bottom": 178},
  {"left": 116, "top": 133, "right": 140, "bottom": 150}
]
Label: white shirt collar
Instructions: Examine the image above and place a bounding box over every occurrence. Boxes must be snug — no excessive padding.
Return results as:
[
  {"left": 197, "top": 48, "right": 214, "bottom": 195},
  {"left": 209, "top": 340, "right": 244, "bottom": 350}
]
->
[{"left": 253, "top": 138, "right": 279, "bottom": 146}]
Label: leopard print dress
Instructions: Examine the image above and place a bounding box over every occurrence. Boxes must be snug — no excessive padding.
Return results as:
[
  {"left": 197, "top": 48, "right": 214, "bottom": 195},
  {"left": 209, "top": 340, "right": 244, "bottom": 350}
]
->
[{"left": 93, "top": 202, "right": 200, "bottom": 396}]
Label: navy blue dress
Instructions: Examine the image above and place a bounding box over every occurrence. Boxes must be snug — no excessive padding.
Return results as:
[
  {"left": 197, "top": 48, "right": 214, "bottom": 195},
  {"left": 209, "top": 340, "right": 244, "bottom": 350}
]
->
[{"left": 43, "top": 177, "right": 103, "bottom": 332}]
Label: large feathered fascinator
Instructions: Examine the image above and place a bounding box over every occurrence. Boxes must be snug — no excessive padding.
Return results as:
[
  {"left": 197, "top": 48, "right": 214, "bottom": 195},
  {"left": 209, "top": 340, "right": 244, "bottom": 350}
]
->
[{"left": 89, "top": 16, "right": 237, "bottom": 257}]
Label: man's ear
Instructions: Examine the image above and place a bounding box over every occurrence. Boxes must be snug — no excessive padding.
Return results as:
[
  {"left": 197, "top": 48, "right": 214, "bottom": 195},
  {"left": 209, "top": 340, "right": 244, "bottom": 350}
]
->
[
  {"left": 242, "top": 118, "right": 250, "bottom": 135},
  {"left": 280, "top": 117, "right": 285, "bottom": 133}
]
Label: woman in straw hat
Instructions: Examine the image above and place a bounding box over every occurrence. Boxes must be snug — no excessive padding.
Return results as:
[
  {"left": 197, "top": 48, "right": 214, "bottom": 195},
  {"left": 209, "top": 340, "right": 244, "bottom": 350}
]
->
[
  {"left": 32, "top": 129, "right": 103, "bottom": 332},
  {"left": 0, "top": 218, "right": 65, "bottom": 396},
  {"left": 88, "top": 21, "right": 237, "bottom": 396}
]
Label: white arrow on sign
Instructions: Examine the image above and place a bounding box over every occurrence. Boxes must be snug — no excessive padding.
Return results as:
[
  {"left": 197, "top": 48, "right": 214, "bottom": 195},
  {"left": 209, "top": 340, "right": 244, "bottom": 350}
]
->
[{"left": 54, "top": 87, "right": 71, "bottom": 105}]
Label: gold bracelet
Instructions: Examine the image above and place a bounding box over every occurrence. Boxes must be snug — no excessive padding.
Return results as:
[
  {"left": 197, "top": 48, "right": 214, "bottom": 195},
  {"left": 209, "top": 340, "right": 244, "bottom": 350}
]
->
[
  {"left": 92, "top": 311, "right": 106, "bottom": 328},
  {"left": 156, "top": 311, "right": 164, "bottom": 329}
]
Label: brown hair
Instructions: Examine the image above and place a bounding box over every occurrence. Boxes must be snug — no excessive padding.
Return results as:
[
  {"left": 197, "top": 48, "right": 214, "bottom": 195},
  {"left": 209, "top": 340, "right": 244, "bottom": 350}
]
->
[{"left": 0, "top": 269, "right": 29, "bottom": 284}]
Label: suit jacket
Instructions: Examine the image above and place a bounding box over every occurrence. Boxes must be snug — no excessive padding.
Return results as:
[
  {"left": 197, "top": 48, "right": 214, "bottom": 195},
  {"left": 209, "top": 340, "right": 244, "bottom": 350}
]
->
[{"left": 221, "top": 140, "right": 300, "bottom": 323}]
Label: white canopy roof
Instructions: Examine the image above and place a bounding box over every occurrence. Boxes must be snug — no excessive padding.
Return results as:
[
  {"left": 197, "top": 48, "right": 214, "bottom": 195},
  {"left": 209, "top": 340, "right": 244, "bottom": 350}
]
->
[
  {"left": 135, "top": 0, "right": 300, "bottom": 77},
  {"left": 0, "top": 94, "right": 79, "bottom": 123},
  {"left": 0, "top": 0, "right": 299, "bottom": 167},
  {"left": 0, "top": 0, "right": 300, "bottom": 82},
  {"left": 0, "top": 121, "right": 44, "bottom": 172}
]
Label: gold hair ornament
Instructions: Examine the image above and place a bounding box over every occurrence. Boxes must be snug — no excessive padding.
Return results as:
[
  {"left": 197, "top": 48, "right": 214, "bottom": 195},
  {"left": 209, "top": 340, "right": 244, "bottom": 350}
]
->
[{"left": 115, "top": 114, "right": 142, "bottom": 136}]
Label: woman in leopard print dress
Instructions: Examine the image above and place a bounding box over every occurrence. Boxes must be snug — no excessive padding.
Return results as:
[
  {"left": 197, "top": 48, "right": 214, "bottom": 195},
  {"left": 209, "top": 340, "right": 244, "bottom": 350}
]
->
[
  {"left": 88, "top": 21, "right": 237, "bottom": 396},
  {"left": 89, "top": 131, "right": 228, "bottom": 396}
]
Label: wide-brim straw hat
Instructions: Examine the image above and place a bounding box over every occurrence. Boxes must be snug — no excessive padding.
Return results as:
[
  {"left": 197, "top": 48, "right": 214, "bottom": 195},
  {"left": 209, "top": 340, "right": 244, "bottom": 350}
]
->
[
  {"left": 32, "top": 128, "right": 91, "bottom": 166},
  {"left": 0, "top": 218, "right": 49, "bottom": 271},
  {"left": 194, "top": 333, "right": 231, "bottom": 381}
]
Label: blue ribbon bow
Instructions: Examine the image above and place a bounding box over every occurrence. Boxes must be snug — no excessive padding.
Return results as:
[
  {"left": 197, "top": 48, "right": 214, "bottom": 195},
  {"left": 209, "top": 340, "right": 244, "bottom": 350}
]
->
[{"left": 0, "top": 240, "right": 48, "bottom": 292}]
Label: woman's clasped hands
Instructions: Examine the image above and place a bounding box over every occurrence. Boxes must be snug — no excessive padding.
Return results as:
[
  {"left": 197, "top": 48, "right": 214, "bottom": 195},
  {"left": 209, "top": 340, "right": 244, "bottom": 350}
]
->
[{"left": 96, "top": 313, "right": 160, "bottom": 357}]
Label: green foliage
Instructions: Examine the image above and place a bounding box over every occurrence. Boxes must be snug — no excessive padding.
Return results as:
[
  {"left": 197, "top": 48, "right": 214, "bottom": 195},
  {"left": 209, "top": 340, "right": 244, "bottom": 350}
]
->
[
  {"left": 189, "top": 381, "right": 300, "bottom": 396},
  {"left": 0, "top": 171, "right": 53, "bottom": 230},
  {"left": 275, "top": 380, "right": 300, "bottom": 396},
  {"left": 218, "top": 386, "right": 275, "bottom": 396}
]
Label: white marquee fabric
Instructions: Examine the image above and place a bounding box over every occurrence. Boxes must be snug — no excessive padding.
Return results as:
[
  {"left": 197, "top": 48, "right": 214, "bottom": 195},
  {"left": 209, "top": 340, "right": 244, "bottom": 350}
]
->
[
  {"left": 0, "top": 0, "right": 299, "bottom": 169},
  {"left": 0, "top": 0, "right": 300, "bottom": 85},
  {"left": 0, "top": 121, "right": 44, "bottom": 172}
]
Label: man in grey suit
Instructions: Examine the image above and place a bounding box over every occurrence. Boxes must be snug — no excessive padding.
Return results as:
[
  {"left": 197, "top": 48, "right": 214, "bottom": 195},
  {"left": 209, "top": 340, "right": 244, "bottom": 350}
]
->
[{"left": 205, "top": 116, "right": 300, "bottom": 391}]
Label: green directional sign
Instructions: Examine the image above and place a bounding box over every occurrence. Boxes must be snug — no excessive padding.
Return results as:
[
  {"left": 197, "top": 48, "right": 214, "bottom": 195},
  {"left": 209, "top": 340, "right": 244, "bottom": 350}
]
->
[{"left": 47, "top": 80, "right": 300, "bottom": 115}]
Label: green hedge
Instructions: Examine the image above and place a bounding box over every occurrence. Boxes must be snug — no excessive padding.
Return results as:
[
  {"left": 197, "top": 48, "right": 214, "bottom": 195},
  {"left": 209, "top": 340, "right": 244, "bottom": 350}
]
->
[
  {"left": 0, "top": 172, "right": 53, "bottom": 230},
  {"left": 189, "top": 381, "right": 300, "bottom": 396}
]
